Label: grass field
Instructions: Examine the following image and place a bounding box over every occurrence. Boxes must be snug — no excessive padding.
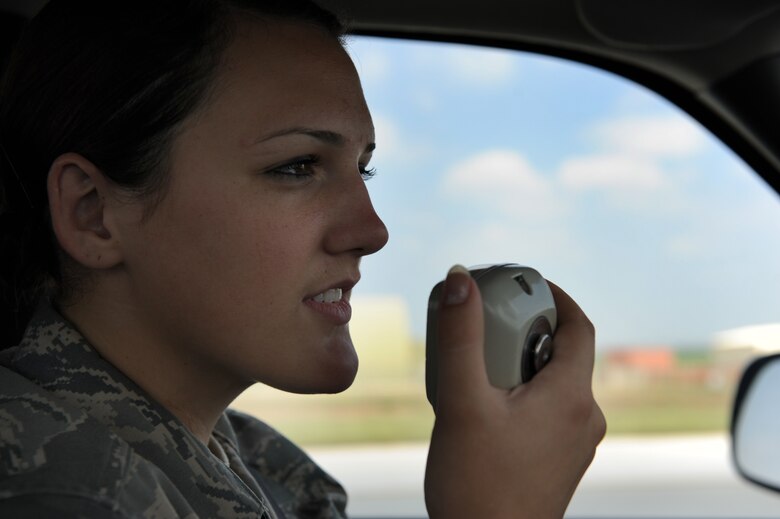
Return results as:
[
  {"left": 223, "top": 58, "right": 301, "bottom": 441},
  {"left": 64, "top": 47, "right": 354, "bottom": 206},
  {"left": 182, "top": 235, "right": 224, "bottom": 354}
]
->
[
  {"left": 230, "top": 351, "right": 736, "bottom": 446},
  {"left": 232, "top": 381, "right": 436, "bottom": 445},
  {"left": 594, "top": 381, "right": 733, "bottom": 435}
]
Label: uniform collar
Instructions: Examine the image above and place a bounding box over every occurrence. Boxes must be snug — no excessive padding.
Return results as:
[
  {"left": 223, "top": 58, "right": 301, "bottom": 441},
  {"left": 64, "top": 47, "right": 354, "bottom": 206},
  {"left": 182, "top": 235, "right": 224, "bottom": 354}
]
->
[{"left": 1, "top": 300, "right": 275, "bottom": 518}]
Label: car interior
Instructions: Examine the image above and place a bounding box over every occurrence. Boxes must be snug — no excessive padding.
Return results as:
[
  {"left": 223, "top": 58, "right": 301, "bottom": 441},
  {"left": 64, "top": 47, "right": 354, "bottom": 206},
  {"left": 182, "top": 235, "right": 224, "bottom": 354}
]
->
[{"left": 3, "top": 1, "right": 780, "bottom": 518}]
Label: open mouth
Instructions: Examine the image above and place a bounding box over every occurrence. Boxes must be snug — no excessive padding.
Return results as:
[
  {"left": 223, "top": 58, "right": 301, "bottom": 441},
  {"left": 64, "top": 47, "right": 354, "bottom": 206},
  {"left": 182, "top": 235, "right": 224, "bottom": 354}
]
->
[
  {"left": 304, "top": 289, "right": 352, "bottom": 325},
  {"left": 312, "top": 288, "right": 343, "bottom": 303}
]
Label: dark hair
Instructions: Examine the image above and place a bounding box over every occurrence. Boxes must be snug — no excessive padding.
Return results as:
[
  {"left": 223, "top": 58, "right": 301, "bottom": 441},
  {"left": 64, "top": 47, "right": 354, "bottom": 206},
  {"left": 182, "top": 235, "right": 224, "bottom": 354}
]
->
[{"left": 0, "top": 0, "right": 345, "bottom": 347}]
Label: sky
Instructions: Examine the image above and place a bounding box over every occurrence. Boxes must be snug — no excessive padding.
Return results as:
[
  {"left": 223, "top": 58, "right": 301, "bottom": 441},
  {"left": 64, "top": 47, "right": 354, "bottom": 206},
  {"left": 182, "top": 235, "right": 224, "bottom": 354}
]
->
[{"left": 342, "top": 36, "right": 780, "bottom": 349}]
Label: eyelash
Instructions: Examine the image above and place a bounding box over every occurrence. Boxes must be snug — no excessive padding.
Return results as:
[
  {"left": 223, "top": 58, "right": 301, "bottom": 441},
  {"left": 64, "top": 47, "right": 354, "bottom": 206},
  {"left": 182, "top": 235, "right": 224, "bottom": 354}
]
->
[
  {"left": 361, "top": 166, "right": 378, "bottom": 180},
  {"left": 268, "top": 155, "right": 378, "bottom": 181}
]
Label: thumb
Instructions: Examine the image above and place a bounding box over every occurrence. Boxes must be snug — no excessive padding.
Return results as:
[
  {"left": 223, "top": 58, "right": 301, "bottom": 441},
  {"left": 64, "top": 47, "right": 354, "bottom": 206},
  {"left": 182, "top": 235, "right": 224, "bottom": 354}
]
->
[{"left": 433, "top": 264, "right": 491, "bottom": 416}]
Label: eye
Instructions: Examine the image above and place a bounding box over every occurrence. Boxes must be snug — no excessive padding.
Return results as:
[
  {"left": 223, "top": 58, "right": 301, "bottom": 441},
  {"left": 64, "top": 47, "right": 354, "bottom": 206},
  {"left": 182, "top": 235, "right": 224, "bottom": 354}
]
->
[
  {"left": 266, "top": 155, "right": 320, "bottom": 179},
  {"left": 360, "top": 165, "right": 378, "bottom": 181}
]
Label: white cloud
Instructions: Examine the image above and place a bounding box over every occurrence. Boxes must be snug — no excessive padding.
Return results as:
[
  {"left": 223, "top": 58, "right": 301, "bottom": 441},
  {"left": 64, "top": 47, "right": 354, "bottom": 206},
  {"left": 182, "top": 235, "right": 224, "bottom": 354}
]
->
[
  {"left": 665, "top": 233, "right": 706, "bottom": 260},
  {"left": 559, "top": 153, "right": 667, "bottom": 192},
  {"left": 590, "top": 115, "right": 705, "bottom": 158},
  {"left": 348, "top": 46, "right": 391, "bottom": 85},
  {"left": 445, "top": 150, "right": 544, "bottom": 192},
  {"left": 554, "top": 114, "right": 706, "bottom": 209},
  {"left": 442, "top": 150, "right": 560, "bottom": 216},
  {"left": 613, "top": 89, "right": 666, "bottom": 113},
  {"left": 370, "top": 114, "right": 432, "bottom": 166},
  {"left": 411, "top": 89, "right": 439, "bottom": 112},
  {"left": 410, "top": 45, "right": 516, "bottom": 87},
  {"left": 452, "top": 221, "right": 583, "bottom": 268},
  {"left": 372, "top": 115, "right": 401, "bottom": 156},
  {"left": 445, "top": 47, "right": 516, "bottom": 86}
]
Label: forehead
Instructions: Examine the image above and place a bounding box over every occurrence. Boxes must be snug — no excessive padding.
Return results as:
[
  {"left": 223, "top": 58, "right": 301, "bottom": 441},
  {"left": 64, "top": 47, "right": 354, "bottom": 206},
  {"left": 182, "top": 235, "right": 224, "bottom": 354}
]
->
[{"left": 201, "top": 18, "right": 373, "bottom": 143}]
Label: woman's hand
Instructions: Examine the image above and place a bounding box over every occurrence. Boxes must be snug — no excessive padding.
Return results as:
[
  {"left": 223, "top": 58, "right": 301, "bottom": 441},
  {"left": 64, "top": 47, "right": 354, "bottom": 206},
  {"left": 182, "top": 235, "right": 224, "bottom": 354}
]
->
[{"left": 424, "top": 265, "right": 606, "bottom": 519}]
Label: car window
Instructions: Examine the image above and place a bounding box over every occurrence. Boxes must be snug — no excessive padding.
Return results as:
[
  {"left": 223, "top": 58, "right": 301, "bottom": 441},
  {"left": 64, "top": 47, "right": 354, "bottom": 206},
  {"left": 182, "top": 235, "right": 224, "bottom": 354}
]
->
[{"left": 232, "top": 36, "right": 780, "bottom": 517}]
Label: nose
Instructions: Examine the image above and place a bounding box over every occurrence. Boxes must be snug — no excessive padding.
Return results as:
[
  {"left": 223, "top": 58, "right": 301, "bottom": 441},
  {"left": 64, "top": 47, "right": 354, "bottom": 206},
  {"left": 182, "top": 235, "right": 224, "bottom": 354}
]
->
[{"left": 324, "top": 175, "right": 389, "bottom": 257}]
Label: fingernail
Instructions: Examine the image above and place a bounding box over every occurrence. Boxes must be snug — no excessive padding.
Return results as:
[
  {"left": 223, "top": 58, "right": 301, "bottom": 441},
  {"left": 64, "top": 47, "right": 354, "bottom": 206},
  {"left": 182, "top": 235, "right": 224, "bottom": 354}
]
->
[{"left": 443, "top": 264, "right": 471, "bottom": 306}]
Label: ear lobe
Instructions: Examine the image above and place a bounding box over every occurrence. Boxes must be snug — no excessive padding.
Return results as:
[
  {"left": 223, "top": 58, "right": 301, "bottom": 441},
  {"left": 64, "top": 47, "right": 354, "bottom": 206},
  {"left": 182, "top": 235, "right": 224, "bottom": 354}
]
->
[{"left": 47, "top": 153, "right": 123, "bottom": 269}]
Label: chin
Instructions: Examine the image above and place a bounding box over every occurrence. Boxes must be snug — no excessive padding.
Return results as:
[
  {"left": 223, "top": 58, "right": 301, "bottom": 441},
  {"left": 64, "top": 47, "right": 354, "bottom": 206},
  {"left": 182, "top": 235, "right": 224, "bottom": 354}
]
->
[
  {"left": 309, "top": 347, "right": 359, "bottom": 394},
  {"left": 280, "top": 364, "right": 357, "bottom": 394},
  {"left": 278, "top": 335, "right": 359, "bottom": 394}
]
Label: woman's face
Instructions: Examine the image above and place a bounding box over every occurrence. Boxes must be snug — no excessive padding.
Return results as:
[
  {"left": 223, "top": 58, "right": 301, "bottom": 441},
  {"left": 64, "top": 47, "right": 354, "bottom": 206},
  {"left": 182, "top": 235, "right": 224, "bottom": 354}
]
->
[{"left": 115, "top": 20, "right": 388, "bottom": 394}]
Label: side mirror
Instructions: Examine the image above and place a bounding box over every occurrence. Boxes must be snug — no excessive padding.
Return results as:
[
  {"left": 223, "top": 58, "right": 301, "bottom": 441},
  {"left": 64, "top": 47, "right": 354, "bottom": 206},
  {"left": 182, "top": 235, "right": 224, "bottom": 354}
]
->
[{"left": 731, "top": 353, "right": 780, "bottom": 493}]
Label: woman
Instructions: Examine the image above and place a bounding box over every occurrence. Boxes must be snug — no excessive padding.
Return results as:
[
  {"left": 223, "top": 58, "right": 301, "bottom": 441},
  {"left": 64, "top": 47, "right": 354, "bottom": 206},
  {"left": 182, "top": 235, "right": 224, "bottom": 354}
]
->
[{"left": 0, "top": 0, "right": 605, "bottom": 517}]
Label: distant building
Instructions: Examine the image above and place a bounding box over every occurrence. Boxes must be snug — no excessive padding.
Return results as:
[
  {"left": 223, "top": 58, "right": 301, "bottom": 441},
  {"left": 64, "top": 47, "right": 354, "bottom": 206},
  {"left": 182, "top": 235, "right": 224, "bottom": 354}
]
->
[
  {"left": 712, "top": 323, "right": 780, "bottom": 384},
  {"left": 601, "top": 346, "right": 676, "bottom": 386},
  {"left": 713, "top": 323, "right": 780, "bottom": 357},
  {"left": 607, "top": 347, "right": 676, "bottom": 372}
]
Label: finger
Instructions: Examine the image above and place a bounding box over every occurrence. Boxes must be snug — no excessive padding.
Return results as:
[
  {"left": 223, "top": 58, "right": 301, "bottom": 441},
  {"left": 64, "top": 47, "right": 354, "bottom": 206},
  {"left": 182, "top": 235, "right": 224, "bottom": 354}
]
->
[
  {"left": 543, "top": 281, "right": 596, "bottom": 386},
  {"left": 434, "top": 265, "right": 491, "bottom": 415}
]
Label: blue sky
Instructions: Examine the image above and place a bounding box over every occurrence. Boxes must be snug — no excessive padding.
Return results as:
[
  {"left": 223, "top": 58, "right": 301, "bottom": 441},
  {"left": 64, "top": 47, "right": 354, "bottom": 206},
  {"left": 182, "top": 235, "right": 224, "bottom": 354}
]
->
[{"left": 344, "top": 36, "right": 780, "bottom": 349}]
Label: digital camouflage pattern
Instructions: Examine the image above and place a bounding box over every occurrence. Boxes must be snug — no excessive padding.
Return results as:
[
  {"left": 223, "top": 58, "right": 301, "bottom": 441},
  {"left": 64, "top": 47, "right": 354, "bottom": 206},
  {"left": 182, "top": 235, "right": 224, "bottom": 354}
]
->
[{"left": 0, "top": 302, "right": 348, "bottom": 518}]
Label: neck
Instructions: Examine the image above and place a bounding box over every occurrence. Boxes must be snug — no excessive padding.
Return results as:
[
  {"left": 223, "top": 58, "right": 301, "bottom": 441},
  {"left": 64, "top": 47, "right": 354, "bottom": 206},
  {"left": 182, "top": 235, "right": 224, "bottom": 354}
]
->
[{"left": 58, "top": 291, "right": 249, "bottom": 445}]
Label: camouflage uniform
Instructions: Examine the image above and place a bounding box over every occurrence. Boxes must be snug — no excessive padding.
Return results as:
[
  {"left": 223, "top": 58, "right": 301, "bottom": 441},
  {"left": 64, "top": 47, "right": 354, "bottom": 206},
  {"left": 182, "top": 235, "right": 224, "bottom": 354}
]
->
[{"left": 0, "top": 302, "right": 349, "bottom": 518}]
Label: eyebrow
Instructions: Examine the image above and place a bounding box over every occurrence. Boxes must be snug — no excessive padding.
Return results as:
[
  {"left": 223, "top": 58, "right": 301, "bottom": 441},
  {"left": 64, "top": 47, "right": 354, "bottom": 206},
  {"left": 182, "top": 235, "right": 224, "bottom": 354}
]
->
[{"left": 253, "top": 127, "right": 376, "bottom": 153}]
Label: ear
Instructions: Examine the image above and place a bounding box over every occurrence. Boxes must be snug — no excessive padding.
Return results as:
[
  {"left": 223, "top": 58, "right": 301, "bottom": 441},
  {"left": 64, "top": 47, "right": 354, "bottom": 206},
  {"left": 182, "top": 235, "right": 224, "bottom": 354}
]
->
[{"left": 47, "top": 153, "right": 123, "bottom": 269}]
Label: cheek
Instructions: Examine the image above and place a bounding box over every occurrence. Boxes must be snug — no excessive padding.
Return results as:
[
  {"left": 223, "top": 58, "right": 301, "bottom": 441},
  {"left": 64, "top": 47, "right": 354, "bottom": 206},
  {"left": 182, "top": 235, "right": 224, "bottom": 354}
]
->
[
  {"left": 124, "top": 190, "right": 357, "bottom": 391},
  {"left": 145, "top": 190, "right": 322, "bottom": 316},
  {"left": 170, "top": 206, "right": 288, "bottom": 292}
]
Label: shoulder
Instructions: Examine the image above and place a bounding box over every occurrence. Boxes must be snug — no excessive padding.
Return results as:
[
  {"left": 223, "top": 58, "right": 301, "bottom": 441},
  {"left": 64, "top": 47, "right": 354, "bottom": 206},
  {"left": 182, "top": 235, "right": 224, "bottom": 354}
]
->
[
  {"left": 223, "top": 408, "right": 315, "bottom": 472},
  {"left": 223, "top": 409, "right": 348, "bottom": 518},
  {"left": 0, "top": 364, "right": 125, "bottom": 477},
  {"left": 0, "top": 493, "right": 129, "bottom": 518},
  {"left": 0, "top": 366, "right": 190, "bottom": 517}
]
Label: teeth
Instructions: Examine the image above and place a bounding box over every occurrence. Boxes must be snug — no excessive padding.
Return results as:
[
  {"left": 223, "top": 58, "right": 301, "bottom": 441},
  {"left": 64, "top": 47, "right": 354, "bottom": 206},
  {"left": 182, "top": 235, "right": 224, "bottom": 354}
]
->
[{"left": 313, "top": 288, "right": 343, "bottom": 303}]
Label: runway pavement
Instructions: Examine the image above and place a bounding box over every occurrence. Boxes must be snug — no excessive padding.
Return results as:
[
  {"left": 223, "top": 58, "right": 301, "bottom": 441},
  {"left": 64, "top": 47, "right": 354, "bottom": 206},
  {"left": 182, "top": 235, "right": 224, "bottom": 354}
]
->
[{"left": 307, "top": 434, "right": 780, "bottom": 517}]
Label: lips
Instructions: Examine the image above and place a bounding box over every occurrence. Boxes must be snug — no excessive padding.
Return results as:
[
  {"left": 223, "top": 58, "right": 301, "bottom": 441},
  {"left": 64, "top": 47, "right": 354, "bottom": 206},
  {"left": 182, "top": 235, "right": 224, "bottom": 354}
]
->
[{"left": 304, "top": 278, "right": 358, "bottom": 325}]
